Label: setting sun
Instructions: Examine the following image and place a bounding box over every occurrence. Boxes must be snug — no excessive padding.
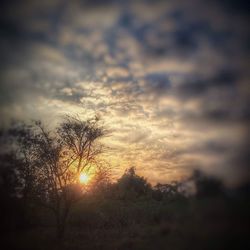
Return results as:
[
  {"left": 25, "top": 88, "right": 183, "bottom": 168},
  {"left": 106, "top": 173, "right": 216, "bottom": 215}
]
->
[{"left": 79, "top": 173, "right": 89, "bottom": 184}]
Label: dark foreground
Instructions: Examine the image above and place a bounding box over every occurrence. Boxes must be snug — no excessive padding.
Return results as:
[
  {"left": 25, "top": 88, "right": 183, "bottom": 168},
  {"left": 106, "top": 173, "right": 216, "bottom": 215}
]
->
[{"left": 3, "top": 193, "right": 250, "bottom": 250}]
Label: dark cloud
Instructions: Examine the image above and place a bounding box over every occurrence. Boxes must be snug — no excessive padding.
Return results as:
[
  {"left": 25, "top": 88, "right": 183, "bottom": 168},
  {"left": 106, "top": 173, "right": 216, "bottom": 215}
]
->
[
  {"left": 215, "top": 0, "right": 250, "bottom": 16},
  {"left": 176, "top": 69, "right": 238, "bottom": 99},
  {"left": 144, "top": 73, "right": 171, "bottom": 95}
]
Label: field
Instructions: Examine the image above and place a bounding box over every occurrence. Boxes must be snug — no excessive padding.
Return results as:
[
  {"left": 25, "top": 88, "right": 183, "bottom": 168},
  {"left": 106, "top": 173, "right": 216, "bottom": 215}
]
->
[{"left": 3, "top": 191, "right": 250, "bottom": 250}]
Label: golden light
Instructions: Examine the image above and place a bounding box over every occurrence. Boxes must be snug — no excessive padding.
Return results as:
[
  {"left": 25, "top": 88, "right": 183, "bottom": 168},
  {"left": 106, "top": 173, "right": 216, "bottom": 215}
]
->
[{"left": 79, "top": 173, "right": 89, "bottom": 184}]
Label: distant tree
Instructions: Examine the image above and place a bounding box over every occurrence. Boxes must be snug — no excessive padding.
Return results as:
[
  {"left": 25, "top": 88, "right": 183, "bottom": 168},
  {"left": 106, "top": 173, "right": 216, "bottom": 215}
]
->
[
  {"left": 90, "top": 161, "right": 112, "bottom": 195},
  {"left": 191, "top": 170, "right": 224, "bottom": 198},
  {"left": 153, "top": 182, "right": 183, "bottom": 201},
  {"left": 8, "top": 115, "right": 106, "bottom": 238},
  {"left": 0, "top": 152, "right": 25, "bottom": 232},
  {"left": 116, "top": 167, "right": 151, "bottom": 199}
]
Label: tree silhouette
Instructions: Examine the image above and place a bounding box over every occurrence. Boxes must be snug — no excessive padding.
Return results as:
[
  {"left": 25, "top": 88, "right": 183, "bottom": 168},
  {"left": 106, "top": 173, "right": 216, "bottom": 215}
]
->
[
  {"left": 153, "top": 182, "right": 182, "bottom": 201},
  {"left": 191, "top": 169, "right": 223, "bottom": 198},
  {"left": 8, "top": 116, "right": 106, "bottom": 238},
  {"left": 117, "top": 167, "right": 151, "bottom": 199}
]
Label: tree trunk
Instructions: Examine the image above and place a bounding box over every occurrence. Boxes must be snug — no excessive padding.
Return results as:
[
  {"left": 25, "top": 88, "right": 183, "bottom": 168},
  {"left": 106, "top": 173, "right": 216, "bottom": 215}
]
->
[
  {"left": 56, "top": 215, "right": 66, "bottom": 239},
  {"left": 56, "top": 205, "right": 70, "bottom": 240},
  {"left": 56, "top": 222, "right": 65, "bottom": 239}
]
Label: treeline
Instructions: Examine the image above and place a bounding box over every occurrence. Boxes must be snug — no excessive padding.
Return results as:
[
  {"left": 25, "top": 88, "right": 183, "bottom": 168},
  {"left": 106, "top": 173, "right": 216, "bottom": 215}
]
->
[
  {"left": 86, "top": 166, "right": 226, "bottom": 201},
  {"left": 0, "top": 159, "right": 236, "bottom": 233}
]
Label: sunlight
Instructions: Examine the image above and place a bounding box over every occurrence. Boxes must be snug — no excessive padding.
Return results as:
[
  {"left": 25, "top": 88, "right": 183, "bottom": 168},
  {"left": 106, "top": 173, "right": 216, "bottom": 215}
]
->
[{"left": 79, "top": 173, "right": 90, "bottom": 184}]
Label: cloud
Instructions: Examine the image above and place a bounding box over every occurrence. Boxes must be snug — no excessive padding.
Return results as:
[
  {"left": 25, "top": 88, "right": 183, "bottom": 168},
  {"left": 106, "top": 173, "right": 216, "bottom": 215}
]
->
[
  {"left": 0, "top": 0, "right": 249, "bottom": 186},
  {"left": 176, "top": 69, "right": 238, "bottom": 99},
  {"left": 143, "top": 73, "right": 171, "bottom": 95}
]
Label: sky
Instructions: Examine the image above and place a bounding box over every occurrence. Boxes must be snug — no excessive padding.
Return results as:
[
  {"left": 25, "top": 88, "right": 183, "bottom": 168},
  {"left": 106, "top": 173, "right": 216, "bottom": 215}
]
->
[{"left": 0, "top": 0, "right": 249, "bottom": 186}]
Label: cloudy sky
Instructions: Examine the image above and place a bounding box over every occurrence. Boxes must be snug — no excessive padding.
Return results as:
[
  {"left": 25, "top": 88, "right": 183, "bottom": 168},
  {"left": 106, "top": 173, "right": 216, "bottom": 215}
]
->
[{"left": 0, "top": 0, "right": 249, "bottom": 186}]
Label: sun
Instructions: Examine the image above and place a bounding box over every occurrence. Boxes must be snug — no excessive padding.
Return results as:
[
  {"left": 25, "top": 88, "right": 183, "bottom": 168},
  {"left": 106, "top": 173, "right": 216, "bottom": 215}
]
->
[{"left": 79, "top": 173, "right": 89, "bottom": 184}]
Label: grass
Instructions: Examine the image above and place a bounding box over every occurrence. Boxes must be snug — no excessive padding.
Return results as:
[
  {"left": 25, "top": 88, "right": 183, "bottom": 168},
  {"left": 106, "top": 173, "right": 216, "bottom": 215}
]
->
[{"left": 3, "top": 195, "right": 250, "bottom": 250}]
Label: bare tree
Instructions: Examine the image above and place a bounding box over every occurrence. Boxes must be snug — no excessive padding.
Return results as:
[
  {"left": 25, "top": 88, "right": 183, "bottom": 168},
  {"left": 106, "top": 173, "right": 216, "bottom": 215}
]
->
[
  {"left": 57, "top": 115, "right": 105, "bottom": 175},
  {"left": 11, "top": 115, "right": 106, "bottom": 239}
]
